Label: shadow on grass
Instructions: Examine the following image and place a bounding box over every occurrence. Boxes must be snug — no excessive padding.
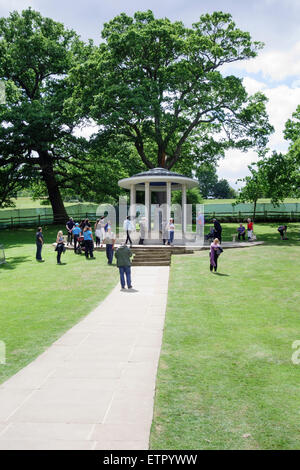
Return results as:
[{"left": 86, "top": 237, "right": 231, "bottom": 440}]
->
[
  {"left": 214, "top": 272, "right": 229, "bottom": 277},
  {"left": 0, "top": 256, "right": 31, "bottom": 270}
]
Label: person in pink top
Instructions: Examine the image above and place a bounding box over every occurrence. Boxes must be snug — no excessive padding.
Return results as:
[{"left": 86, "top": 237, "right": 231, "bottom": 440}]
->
[{"left": 209, "top": 238, "right": 223, "bottom": 272}]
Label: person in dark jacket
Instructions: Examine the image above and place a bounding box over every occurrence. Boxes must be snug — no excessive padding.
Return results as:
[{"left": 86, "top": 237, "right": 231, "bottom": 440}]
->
[
  {"left": 213, "top": 218, "right": 222, "bottom": 243},
  {"left": 115, "top": 243, "right": 133, "bottom": 289},
  {"left": 35, "top": 227, "right": 44, "bottom": 262}
]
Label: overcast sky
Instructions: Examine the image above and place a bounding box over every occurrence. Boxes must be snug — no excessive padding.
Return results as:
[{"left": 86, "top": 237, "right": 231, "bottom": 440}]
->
[{"left": 1, "top": 0, "right": 300, "bottom": 187}]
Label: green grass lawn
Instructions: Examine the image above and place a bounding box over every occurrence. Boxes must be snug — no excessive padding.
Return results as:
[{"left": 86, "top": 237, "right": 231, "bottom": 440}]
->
[
  {"left": 150, "top": 223, "right": 300, "bottom": 449},
  {"left": 0, "top": 226, "right": 118, "bottom": 384}
]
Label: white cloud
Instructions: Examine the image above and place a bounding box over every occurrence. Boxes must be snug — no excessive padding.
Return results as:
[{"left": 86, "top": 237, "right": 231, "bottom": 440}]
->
[
  {"left": 238, "top": 41, "right": 300, "bottom": 82},
  {"left": 218, "top": 80, "right": 300, "bottom": 186}
]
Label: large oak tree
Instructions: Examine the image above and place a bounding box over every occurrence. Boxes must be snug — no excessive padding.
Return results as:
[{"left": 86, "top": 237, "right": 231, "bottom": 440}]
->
[
  {"left": 0, "top": 8, "right": 91, "bottom": 221},
  {"left": 68, "top": 10, "right": 273, "bottom": 173}
]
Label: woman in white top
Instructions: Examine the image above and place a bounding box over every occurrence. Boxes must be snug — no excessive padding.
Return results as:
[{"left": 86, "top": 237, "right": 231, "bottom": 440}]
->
[
  {"left": 56, "top": 230, "right": 65, "bottom": 265},
  {"left": 167, "top": 218, "right": 175, "bottom": 246}
]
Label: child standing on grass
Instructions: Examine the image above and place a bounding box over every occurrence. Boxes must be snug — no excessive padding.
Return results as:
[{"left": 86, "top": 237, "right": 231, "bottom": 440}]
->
[{"left": 247, "top": 218, "right": 254, "bottom": 240}]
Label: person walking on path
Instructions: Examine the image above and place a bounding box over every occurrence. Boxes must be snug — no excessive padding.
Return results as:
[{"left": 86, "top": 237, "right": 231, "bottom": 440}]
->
[
  {"left": 123, "top": 216, "right": 134, "bottom": 247},
  {"left": 209, "top": 238, "right": 223, "bottom": 273},
  {"left": 35, "top": 227, "right": 44, "bottom": 262},
  {"left": 237, "top": 223, "right": 246, "bottom": 241},
  {"left": 72, "top": 223, "right": 81, "bottom": 253},
  {"left": 167, "top": 218, "right": 175, "bottom": 246},
  {"left": 66, "top": 218, "right": 75, "bottom": 246},
  {"left": 104, "top": 227, "right": 116, "bottom": 265},
  {"left": 247, "top": 218, "right": 254, "bottom": 240},
  {"left": 55, "top": 230, "right": 65, "bottom": 265},
  {"left": 278, "top": 225, "right": 288, "bottom": 240},
  {"left": 213, "top": 218, "right": 222, "bottom": 243},
  {"left": 115, "top": 243, "right": 133, "bottom": 289},
  {"left": 83, "top": 226, "right": 95, "bottom": 259}
]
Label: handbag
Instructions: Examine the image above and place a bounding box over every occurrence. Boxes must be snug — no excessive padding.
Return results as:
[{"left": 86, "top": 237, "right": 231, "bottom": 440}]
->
[{"left": 216, "top": 247, "right": 223, "bottom": 255}]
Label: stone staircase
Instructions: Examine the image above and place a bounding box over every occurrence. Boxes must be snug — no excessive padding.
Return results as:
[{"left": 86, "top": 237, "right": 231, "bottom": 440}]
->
[{"left": 131, "top": 246, "right": 193, "bottom": 267}]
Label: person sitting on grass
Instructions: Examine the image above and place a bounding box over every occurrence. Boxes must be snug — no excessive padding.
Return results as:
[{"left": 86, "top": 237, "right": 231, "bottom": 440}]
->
[
  {"left": 205, "top": 226, "right": 215, "bottom": 241},
  {"left": 237, "top": 223, "right": 246, "bottom": 241},
  {"left": 56, "top": 230, "right": 65, "bottom": 265},
  {"left": 278, "top": 225, "right": 288, "bottom": 240}
]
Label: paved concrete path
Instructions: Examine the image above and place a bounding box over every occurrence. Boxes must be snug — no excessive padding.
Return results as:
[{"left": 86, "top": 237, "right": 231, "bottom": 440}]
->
[{"left": 0, "top": 267, "right": 169, "bottom": 450}]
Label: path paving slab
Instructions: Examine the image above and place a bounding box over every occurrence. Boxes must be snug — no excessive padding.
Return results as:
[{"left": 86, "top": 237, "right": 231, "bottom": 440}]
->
[{"left": 0, "top": 266, "right": 169, "bottom": 450}]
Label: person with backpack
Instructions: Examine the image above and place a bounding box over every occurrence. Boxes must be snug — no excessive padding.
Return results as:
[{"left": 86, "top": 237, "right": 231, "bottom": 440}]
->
[
  {"left": 115, "top": 243, "right": 133, "bottom": 290},
  {"left": 209, "top": 238, "right": 223, "bottom": 273},
  {"left": 72, "top": 223, "right": 81, "bottom": 253}
]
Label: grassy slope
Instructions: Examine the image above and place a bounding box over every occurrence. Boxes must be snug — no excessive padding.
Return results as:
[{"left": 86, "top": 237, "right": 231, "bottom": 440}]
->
[
  {"left": 0, "top": 226, "right": 118, "bottom": 384},
  {"left": 150, "top": 223, "right": 300, "bottom": 449}
]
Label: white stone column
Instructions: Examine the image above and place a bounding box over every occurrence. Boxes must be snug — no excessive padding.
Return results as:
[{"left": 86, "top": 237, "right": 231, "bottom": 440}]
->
[
  {"left": 130, "top": 184, "right": 136, "bottom": 218},
  {"left": 145, "top": 181, "right": 151, "bottom": 234},
  {"left": 166, "top": 181, "right": 171, "bottom": 221},
  {"left": 182, "top": 183, "right": 187, "bottom": 234}
]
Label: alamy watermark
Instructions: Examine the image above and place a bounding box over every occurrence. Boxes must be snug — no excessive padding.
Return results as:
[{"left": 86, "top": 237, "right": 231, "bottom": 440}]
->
[
  {"left": 95, "top": 198, "right": 205, "bottom": 247},
  {"left": 291, "top": 340, "right": 300, "bottom": 365},
  {"left": 0, "top": 81, "right": 6, "bottom": 105},
  {"left": 0, "top": 341, "right": 6, "bottom": 365}
]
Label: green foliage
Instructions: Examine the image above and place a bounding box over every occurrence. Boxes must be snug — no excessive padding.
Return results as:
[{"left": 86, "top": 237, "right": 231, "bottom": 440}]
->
[
  {"left": 213, "top": 178, "right": 236, "bottom": 199},
  {"left": 0, "top": 8, "right": 91, "bottom": 219},
  {"left": 151, "top": 228, "right": 300, "bottom": 449},
  {"left": 68, "top": 10, "right": 273, "bottom": 172},
  {"left": 196, "top": 163, "right": 218, "bottom": 198},
  {"left": 172, "top": 187, "right": 203, "bottom": 205}
]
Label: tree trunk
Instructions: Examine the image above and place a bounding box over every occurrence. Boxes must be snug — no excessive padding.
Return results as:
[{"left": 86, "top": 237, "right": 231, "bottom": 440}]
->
[
  {"left": 38, "top": 150, "right": 68, "bottom": 224},
  {"left": 253, "top": 199, "right": 257, "bottom": 221}
]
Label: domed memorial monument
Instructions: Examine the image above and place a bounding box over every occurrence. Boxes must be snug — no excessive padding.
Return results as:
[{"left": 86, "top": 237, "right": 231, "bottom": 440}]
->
[{"left": 118, "top": 167, "right": 201, "bottom": 245}]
